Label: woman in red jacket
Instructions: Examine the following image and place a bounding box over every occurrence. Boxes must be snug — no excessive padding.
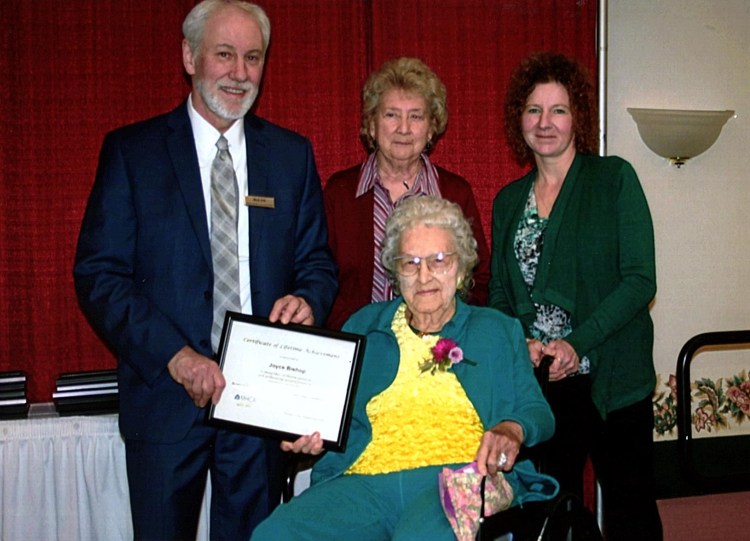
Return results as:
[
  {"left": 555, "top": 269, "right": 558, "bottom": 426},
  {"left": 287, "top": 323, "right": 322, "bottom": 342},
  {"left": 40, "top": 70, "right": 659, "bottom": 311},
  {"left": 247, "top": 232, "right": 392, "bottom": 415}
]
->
[{"left": 324, "top": 57, "right": 490, "bottom": 329}]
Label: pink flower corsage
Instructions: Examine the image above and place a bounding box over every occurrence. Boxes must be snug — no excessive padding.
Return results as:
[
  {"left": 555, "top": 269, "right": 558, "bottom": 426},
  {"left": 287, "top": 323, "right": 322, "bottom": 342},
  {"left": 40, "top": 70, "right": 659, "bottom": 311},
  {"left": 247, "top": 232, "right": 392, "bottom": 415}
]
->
[{"left": 420, "top": 338, "right": 477, "bottom": 375}]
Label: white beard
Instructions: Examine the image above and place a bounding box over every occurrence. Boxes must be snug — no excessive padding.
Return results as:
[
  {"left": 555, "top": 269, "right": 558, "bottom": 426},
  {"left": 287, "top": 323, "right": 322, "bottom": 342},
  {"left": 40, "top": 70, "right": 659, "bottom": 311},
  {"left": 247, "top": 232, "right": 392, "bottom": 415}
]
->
[{"left": 197, "top": 78, "right": 258, "bottom": 121}]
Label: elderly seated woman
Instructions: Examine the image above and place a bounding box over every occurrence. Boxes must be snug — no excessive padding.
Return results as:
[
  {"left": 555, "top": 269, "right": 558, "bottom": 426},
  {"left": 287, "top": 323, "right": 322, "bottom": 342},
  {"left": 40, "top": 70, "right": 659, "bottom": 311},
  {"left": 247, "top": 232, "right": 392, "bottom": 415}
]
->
[{"left": 251, "top": 195, "right": 557, "bottom": 541}]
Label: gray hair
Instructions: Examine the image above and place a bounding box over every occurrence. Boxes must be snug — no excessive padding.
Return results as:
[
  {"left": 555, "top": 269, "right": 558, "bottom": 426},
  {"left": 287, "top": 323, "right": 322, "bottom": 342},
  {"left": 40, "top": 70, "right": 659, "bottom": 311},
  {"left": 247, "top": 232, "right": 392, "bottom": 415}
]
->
[
  {"left": 183, "top": 0, "right": 271, "bottom": 56},
  {"left": 381, "top": 195, "right": 478, "bottom": 298}
]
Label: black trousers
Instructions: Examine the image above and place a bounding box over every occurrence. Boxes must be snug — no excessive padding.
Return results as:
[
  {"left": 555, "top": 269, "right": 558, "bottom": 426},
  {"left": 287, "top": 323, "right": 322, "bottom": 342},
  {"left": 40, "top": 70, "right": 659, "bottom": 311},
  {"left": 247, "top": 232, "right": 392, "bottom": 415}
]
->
[{"left": 541, "top": 376, "right": 663, "bottom": 541}]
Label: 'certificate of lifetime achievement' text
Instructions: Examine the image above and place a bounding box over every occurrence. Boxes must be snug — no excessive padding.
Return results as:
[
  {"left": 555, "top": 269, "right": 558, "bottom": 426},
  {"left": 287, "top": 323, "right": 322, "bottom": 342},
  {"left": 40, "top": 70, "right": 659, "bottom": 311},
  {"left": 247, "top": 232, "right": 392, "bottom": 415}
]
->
[{"left": 208, "top": 312, "right": 365, "bottom": 452}]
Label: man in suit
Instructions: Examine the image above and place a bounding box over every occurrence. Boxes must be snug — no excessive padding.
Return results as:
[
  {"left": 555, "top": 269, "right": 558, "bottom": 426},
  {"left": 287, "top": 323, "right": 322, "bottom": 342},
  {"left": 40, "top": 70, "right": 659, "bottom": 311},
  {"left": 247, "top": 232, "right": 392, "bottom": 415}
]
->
[{"left": 73, "top": 1, "right": 337, "bottom": 539}]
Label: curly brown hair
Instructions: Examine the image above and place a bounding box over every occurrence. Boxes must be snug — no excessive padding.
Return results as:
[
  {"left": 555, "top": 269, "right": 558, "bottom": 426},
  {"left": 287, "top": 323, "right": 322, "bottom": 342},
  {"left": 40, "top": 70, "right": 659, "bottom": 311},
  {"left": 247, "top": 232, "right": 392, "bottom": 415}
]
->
[{"left": 504, "top": 52, "right": 598, "bottom": 166}]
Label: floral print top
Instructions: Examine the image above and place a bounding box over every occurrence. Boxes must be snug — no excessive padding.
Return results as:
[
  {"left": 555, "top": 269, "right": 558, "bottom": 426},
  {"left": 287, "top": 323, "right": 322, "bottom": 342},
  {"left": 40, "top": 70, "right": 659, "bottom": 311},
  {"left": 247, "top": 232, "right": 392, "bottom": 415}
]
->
[{"left": 514, "top": 185, "right": 590, "bottom": 375}]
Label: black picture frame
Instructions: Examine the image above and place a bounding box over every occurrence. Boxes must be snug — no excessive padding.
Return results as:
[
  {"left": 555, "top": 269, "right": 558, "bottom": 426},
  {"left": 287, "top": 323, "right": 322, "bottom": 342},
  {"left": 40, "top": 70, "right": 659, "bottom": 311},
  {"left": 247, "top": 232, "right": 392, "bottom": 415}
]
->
[{"left": 208, "top": 311, "right": 365, "bottom": 452}]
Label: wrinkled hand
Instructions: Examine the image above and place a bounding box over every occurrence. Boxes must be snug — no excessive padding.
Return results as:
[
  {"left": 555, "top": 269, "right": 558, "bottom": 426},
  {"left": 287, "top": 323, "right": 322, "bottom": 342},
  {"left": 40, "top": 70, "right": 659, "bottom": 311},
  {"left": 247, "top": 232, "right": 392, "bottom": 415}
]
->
[
  {"left": 542, "top": 339, "right": 580, "bottom": 381},
  {"left": 475, "top": 421, "right": 524, "bottom": 476},
  {"left": 269, "top": 295, "right": 314, "bottom": 325},
  {"left": 281, "top": 432, "right": 325, "bottom": 455},
  {"left": 167, "top": 346, "right": 225, "bottom": 407},
  {"left": 526, "top": 338, "right": 545, "bottom": 367}
]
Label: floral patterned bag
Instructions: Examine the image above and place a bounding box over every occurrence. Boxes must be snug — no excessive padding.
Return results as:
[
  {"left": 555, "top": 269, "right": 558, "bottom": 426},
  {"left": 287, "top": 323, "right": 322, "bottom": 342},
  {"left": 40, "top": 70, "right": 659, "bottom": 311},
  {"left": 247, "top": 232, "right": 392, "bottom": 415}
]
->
[{"left": 438, "top": 461, "right": 514, "bottom": 541}]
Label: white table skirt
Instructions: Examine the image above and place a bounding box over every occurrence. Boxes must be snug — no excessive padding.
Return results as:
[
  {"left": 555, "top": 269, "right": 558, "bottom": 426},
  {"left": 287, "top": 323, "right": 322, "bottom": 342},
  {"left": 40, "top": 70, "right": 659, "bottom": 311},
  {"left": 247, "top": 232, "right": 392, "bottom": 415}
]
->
[{"left": 0, "top": 414, "right": 209, "bottom": 541}]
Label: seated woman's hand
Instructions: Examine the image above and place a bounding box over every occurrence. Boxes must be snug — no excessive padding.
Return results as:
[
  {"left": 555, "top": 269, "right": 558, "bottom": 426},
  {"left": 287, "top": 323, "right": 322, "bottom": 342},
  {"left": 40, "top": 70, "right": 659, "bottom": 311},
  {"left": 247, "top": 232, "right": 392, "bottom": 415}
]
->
[
  {"left": 280, "top": 432, "right": 325, "bottom": 455},
  {"left": 475, "top": 420, "right": 524, "bottom": 476}
]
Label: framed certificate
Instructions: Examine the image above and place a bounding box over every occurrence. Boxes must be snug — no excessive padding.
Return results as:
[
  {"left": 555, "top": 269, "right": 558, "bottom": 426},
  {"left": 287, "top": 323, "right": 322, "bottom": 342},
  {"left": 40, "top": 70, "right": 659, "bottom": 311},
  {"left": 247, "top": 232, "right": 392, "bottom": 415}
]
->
[{"left": 208, "top": 311, "right": 365, "bottom": 452}]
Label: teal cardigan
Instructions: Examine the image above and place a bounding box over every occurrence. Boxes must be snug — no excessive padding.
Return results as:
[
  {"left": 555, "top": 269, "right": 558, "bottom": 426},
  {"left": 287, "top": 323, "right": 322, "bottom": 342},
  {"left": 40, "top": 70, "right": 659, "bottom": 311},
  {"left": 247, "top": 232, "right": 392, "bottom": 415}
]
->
[
  {"left": 311, "top": 297, "right": 558, "bottom": 504},
  {"left": 489, "top": 153, "right": 657, "bottom": 418}
]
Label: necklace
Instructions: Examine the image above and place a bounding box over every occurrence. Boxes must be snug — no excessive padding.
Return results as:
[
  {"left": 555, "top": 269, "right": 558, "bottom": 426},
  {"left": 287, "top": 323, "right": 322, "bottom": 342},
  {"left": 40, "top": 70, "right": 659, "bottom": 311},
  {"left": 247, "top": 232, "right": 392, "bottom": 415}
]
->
[
  {"left": 406, "top": 307, "right": 454, "bottom": 338},
  {"left": 392, "top": 304, "right": 440, "bottom": 367},
  {"left": 406, "top": 309, "right": 434, "bottom": 337}
]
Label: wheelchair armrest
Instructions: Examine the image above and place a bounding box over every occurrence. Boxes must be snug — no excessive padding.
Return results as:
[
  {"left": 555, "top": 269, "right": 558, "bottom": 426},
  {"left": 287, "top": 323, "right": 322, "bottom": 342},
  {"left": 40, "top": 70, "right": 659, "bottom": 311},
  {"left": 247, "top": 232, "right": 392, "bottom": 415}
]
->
[{"left": 282, "top": 452, "right": 321, "bottom": 502}]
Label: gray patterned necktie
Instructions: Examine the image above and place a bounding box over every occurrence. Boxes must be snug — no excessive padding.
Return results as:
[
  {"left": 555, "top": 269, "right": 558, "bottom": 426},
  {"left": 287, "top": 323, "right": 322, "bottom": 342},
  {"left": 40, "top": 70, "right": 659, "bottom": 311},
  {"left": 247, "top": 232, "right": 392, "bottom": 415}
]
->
[{"left": 210, "top": 135, "right": 241, "bottom": 352}]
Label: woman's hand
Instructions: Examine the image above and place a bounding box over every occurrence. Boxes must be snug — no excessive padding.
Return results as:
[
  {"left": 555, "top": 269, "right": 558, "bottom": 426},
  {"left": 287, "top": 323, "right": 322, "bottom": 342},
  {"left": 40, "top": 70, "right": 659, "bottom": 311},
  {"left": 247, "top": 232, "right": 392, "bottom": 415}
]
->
[
  {"left": 541, "top": 339, "right": 580, "bottom": 381},
  {"left": 475, "top": 421, "right": 524, "bottom": 476},
  {"left": 526, "top": 338, "right": 545, "bottom": 367},
  {"left": 280, "top": 432, "right": 325, "bottom": 455}
]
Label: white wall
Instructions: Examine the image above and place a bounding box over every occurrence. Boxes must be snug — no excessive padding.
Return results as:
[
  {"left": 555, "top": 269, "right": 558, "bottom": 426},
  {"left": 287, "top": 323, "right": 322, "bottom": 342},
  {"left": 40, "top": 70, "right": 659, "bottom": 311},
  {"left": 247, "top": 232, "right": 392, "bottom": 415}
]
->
[{"left": 607, "top": 0, "right": 750, "bottom": 439}]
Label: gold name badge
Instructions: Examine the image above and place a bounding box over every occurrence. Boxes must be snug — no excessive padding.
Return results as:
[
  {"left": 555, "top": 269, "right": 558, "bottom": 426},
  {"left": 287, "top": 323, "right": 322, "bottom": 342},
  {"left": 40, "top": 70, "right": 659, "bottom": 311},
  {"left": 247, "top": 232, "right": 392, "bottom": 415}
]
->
[{"left": 245, "top": 195, "right": 275, "bottom": 209}]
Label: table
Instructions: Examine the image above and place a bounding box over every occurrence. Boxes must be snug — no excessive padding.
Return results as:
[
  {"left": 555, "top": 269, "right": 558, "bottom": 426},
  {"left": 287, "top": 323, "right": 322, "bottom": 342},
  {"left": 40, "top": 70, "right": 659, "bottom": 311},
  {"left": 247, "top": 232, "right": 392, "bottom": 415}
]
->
[{"left": 0, "top": 412, "right": 209, "bottom": 541}]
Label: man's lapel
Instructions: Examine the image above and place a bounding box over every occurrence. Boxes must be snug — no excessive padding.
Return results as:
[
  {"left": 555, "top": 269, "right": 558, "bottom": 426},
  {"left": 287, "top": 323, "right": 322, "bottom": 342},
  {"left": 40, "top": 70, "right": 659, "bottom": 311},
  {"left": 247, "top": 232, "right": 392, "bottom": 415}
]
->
[
  {"left": 244, "top": 115, "right": 270, "bottom": 263},
  {"left": 167, "top": 102, "right": 212, "bottom": 268}
]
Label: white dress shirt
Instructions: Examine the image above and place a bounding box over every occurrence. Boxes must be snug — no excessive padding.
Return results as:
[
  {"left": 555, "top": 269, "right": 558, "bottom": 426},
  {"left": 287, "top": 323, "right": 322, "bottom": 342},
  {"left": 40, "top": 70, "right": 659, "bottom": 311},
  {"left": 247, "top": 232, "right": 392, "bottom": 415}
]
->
[{"left": 187, "top": 95, "right": 253, "bottom": 314}]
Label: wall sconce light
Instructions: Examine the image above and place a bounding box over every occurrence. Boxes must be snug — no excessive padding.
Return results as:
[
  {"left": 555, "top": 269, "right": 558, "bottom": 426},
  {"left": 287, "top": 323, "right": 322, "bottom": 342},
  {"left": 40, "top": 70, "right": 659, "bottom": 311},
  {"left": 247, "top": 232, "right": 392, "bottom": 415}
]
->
[{"left": 627, "top": 108, "right": 735, "bottom": 167}]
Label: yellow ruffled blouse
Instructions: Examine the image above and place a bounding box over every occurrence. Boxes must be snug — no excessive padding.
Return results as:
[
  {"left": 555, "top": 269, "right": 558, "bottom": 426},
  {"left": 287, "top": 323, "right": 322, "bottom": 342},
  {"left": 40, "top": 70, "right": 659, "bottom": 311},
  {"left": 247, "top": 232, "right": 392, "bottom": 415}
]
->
[{"left": 346, "top": 303, "right": 484, "bottom": 475}]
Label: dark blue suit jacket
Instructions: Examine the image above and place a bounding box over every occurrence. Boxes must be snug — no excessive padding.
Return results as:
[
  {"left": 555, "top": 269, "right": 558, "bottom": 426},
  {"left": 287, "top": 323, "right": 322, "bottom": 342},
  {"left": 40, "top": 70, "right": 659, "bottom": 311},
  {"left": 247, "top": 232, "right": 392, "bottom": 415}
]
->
[{"left": 74, "top": 102, "right": 338, "bottom": 443}]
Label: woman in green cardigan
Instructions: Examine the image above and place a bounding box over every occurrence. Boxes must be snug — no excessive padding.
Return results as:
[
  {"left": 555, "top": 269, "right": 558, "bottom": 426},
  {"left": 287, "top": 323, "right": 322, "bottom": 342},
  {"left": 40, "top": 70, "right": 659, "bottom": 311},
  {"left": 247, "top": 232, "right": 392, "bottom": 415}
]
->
[{"left": 489, "top": 52, "right": 662, "bottom": 541}]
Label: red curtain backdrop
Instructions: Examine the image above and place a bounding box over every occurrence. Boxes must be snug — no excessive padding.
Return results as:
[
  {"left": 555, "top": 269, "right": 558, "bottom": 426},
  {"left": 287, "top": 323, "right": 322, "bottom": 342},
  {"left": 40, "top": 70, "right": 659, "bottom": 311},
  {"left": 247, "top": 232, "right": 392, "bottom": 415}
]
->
[{"left": 0, "top": 0, "right": 597, "bottom": 403}]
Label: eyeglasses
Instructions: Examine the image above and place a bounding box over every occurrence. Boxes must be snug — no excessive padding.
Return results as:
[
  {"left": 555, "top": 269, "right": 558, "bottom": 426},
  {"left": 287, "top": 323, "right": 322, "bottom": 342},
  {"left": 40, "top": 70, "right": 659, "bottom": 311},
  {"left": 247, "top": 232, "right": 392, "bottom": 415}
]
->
[{"left": 393, "top": 252, "right": 456, "bottom": 276}]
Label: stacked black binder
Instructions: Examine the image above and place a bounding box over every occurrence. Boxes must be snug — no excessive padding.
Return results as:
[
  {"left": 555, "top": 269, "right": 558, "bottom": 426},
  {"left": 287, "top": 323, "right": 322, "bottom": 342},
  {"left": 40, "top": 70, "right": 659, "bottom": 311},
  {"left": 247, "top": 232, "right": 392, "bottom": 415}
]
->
[
  {"left": 0, "top": 371, "right": 29, "bottom": 419},
  {"left": 53, "top": 369, "right": 119, "bottom": 416}
]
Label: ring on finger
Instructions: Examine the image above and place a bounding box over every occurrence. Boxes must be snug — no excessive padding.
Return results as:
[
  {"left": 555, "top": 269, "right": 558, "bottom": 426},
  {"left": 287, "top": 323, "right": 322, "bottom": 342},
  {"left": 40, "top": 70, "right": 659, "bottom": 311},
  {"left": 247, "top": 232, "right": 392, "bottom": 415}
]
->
[{"left": 497, "top": 452, "right": 508, "bottom": 468}]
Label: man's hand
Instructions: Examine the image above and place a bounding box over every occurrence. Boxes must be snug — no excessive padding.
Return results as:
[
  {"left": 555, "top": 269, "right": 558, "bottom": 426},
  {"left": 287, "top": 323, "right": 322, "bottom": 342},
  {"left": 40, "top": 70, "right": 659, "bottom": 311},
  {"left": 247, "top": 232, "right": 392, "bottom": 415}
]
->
[
  {"left": 269, "top": 295, "right": 315, "bottom": 325},
  {"left": 167, "top": 346, "right": 225, "bottom": 407}
]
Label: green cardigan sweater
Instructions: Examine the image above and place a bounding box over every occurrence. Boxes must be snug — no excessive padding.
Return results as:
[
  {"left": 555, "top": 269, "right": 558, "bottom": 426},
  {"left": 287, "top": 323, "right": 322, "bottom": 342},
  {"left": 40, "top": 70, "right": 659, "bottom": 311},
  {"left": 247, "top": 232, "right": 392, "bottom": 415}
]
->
[{"left": 489, "top": 153, "right": 656, "bottom": 418}]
